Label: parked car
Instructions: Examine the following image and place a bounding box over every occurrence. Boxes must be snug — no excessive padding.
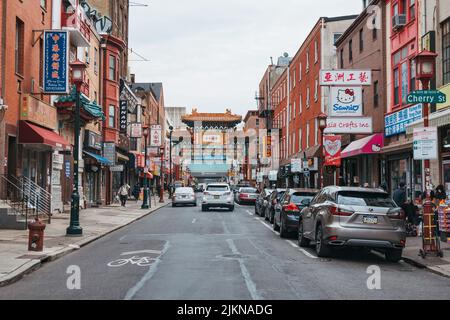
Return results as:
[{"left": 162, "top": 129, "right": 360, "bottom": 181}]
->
[
  {"left": 202, "top": 183, "right": 234, "bottom": 211},
  {"left": 255, "top": 189, "right": 274, "bottom": 216},
  {"left": 298, "top": 186, "right": 406, "bottom": 262},
  {"left": 273, "top": 188, "right": 319, "bottom": 238},
  {"left": 172, "top": 187, "right": 197, "bottom": 207},
  {"left": 264, "top": 189, "right": 286, "bottom": 223},
  {"left": 235, "top": 187, "right": 259, "bottom": 205}
]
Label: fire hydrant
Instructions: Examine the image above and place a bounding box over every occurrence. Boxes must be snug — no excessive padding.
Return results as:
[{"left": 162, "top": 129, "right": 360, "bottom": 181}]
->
[{"left": 28, "top": 218, "right": 46, "bottom": 252}]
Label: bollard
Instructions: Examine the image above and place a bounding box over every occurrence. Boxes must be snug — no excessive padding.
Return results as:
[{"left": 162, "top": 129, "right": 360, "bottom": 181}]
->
[{"left": 28, "top": 218, "right": 46, "bottom": 252}]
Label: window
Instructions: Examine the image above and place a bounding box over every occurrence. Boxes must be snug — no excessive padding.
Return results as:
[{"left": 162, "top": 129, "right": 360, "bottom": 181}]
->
[
  {"left": 374, "top": 80, "right": 379, "bottom": 107},
  {"left": 256, "top": 118, "right": 260, "bottom": 128},
  {"left": 109, "top": 55, "right": 116, "bottom": 80},
  {"left": 15, "top": 18, "right": 24, "bottom": 76},
  {"left": 94, "top": 48, "right": 99, "bottom": 74},
  {"left": 39, "top": 39, "right": 43, "bottom": 88},
  {"left": 299, "top": 94, "right": 303, "bottom": 114},
  {"left": 410, "top": 58, "right": 416, "bottom": 92},
  {"left": 349, "top": 39, "right": 353, "bottom": 63},
  {"left": 394, "top": 68, "right": 400, "bottom": 105},
  {"left": 314, "top": 40, "right": 318, "bottom": 63},
  {"left": 443, "top": 19, "right": 450, "bottom": 84},
  {"left": 40, "top": 0, "right": 47, "bottom": 9},
  {"left": 314, "top": 79, "right": 319, "bottom": 102},
  {"left": 393, "top": 3, "right": 399, "bottom": 16},
  {"left": 401, "top": 0, "right": 407, "bottom": 14},
  {"left": 306, "top": 87, "right": 310, "bottom": 107},
  {"left": 359, "top": 29, "right": 364, "bottom": 52},
  {"left": 333, "top": 33, "right": 343, "bottom": 45},
  {"left": 299, "top": 128, "right": 302, "bottom": 150},
  {"left": 299, "top": 63, "right": 302, "bottom": 81},
  {"left": 314, "top": 118, "right": 318, "bottom": 145},
  {"left": 306, "top": 51, "right": 310, "bottom": 72},
  {"left": 340, "top": 48, "right": 344, "bottom": 68},
  {"left": 108, "top": 105, "right": 116, "bottom": 128},
  {"left": 306, "top": 121, "right": 310, "bottom": 148},
  {"left": 409, "top": 0, "right": 415, "bottom": 20},
  {"left": 293, "top": 101, "right": 296, "bottom": 119},
  {"left": 293, "top": 69, "right": 296, "bottom": 88},
  {"left": 401, "top": 61, "right": 408, "bottom": 104}
]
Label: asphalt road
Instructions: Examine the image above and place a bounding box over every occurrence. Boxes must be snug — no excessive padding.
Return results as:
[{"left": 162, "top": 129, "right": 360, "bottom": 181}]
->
[{"left": 1, "top": 196, "right": 449, "bottom": 300}]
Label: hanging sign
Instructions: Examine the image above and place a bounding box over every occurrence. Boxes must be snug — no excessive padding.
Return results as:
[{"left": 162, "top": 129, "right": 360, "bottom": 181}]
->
[
  {"left": 119, "top": 100, "right": 128, "bottom": 133},
  {"left": 150, "top": 125, "right": 162, "bottom": 147},
  {"left": 291, "top": 159, "right": 302, "bottom": 173},
  {"left": 385, "top": 104, "right": 423, "bottom": 137},
  {"left": 323, "top": 135, "right": 342, "bottom": 167},
  {"left": 413, "top": 127, "right": 438, "bottom": 160},
  {"left": 320, "top": 70, "right": 371, "bottom": 86},
  {"left": 43, "top": 30, "right": 69, "bottom": 94},
  {"left": 130, "top": 122, "right": 142, "bottom": 138},
  {"left": 330, "top": 87, "right": 363, "bottom": 116}
]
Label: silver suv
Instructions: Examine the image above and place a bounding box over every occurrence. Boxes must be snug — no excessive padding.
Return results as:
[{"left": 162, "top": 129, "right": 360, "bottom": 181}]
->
[
  {"left": 202, "top": 183, "right": 234, "bottom": 211},
  {"left": 298, "top": 186, "right": 406, "bottom": 262}
]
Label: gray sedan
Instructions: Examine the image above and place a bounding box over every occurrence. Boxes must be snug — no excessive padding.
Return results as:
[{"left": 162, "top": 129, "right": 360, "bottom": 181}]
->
[{"left": 172, "top": 187, "right": 197, "bottom": 207}]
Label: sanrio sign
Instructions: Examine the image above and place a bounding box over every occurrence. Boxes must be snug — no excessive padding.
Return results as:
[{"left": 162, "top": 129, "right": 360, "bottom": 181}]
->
[{"left": 330, "top": 87, "right": 363, "bottom": 117}]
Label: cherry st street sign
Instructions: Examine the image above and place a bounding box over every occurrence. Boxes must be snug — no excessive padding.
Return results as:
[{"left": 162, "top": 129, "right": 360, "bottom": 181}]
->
[{"left": 407, "top": 90, "right": 446, "bottom": 104}]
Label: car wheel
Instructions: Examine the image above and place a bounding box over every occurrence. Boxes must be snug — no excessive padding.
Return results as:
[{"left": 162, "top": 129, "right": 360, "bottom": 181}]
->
[
  {"left": 202, "top": 205, "right": 208, "bottom": 212},
  {"left": 315, "top": 224, "right": 331, "bottom": 257},
  {"left": 385, "top": 249, "right": 403, "bottom": 263},
  {"left": 279, "top": 216, "right": 288, "bottom": 238},
  {"left": 229, "top": 206, "right": 234, "bottom": 212},
  {"left": 172, "top": 203, "right": 176, "bottom": 207},
  {"left": 255, "top": 205, "right": 259, "bottom": 215},
  {"left": 273, "top": 216, "right": 280, "bottom": 231},
  {"left": 298, "top": 220, "right": 310, "bottom": 247},
  {"left": 270, "top": 211, "right": 274, "bottom": 224},
  {"left": 264, "top": 209, "right": 269, "bottom": 221}
]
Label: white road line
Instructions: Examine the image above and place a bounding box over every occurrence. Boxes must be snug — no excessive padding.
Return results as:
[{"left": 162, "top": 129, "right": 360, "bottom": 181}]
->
[
  {"left": 226, "top": 239, "right": 262, "bottom": 300},
  {"left": 192, "top": 218, "right": 197, "bottom": 224},
  {"left": 124, "top": 241, "right": 171, "bottom": 300},
  {"left": 286, "top": 240, "right": 318, "bottom": 259},
  {"left": 121, "top": 250, "right": 163, "bottom": 256},
  {"left": 246, "top": 210, "right": 254, "bottom": 216},
  {"left": 258, "top": 219, "right": 280, "bottom": 236}
]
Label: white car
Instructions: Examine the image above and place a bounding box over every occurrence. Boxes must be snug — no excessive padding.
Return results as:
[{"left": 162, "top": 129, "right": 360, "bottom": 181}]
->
[
  {"left": 172, "top": 187, "right": 197, "bottom": 207},
  {"left": 202, "top": 184, "right": 234, "bottom": 211}
]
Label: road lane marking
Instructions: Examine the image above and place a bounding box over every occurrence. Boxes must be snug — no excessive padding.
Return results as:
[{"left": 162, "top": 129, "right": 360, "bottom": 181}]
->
[
  {"left": 258, "top": 219, "right": 280, "bottom": 236},
  {"left": 121, "top": 250, "right": 162, "bottom": 256},
  {"left": 226, "top": 239, "right": 262, "bottom": 300},
  {"left": 235, "top": 203, "right": 242, "bottom": 207},
  {"left": 246, "top": 210, "right": 254, "bottom": 216},
  {"left": 124, "top": 241, "right": 171, "bottom": 300},
  {"left": 192, "top": 219, "right": 197, "bottom": 224},
  {"left": 287, "top": 240, "right": 318, "bottom": 259}
]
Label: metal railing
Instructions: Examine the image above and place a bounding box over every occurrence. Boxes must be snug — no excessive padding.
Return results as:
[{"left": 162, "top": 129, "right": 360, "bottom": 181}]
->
[
  {"left": 19, "top": 175, "right": 52, "bottom": 223},
  {"left": 0, "top": 174, "right": 30, "bottom": 226}
]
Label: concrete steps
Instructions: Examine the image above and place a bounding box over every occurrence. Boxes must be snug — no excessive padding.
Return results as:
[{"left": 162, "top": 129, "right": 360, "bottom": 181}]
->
[{"left": 0, "top": 208, "right": 27, "bottom": 230}]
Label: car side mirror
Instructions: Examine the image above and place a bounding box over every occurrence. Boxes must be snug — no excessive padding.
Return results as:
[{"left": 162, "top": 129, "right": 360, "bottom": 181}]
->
[{"left": 301, "top": 198, "right": 311, "bottom": 206}]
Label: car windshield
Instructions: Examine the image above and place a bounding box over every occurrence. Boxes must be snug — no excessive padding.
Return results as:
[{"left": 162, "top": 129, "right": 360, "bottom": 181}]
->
[
  {"left": 337, "top": 191, "right": 397, "bottom": 208},
  {"left": 175, "top": 188, "right": 193, "bottom": 194},
  {"left": 207, "top": 186, "right": 229, "bottom": 192},
  {"left": 291, "top": 193, "right": 315, "bottom": 204},
  {"left": 241, "top": 188, "right": 257, "bottom": 193}
]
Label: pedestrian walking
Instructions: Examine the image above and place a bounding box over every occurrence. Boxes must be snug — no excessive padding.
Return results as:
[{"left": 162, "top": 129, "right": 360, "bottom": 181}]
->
[
  {"left": 393, "top": 182, "right": 407, "bottom": 207},
  {"left": 132, "top": 182, "right": 140, "bottom": 201},
  {"left": 435, "top": 184, "right": 447, "bottom": 204},
  {"left": 118, "top": 182, "right": 131, "bottom": 207}
]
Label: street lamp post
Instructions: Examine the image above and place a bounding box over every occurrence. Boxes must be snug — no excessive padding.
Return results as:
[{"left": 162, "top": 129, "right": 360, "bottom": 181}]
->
[
  {"left": 67, "top": 60, "right": 87, "bottom": 236},
  {"left": 318, "top": 112, "right": 328, "bottom": 189},
  {"left": 169, "top": 126, "right": 173, "bottom": 197},
  {"left": 415, "top": 50, "right": 441, "bottom": 257},
  {"left": 141, "top": 126, "right": 150, "bottom": 209},
  {"left": 159, "top": 146, "right": 165, "bottom": 203}
]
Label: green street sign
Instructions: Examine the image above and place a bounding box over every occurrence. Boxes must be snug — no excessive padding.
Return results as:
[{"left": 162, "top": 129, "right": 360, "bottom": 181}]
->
[{"left": 407, "top": 90, "right": 446, "bottom": 104}]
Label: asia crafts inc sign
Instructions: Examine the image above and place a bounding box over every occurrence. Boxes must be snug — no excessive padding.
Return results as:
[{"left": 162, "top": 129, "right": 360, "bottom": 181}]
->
[
  {"left": 324, "top": 117, "right": 373, "bottom": 134},
  {"left": 43, "top": 31, "right": 69, "bottom": 94},
  {"left": 330, "top": 87, "right": 363, "bottom": 117},
  {"left": 320, "top": 70, "right": 372, "bottom": 86},
  {"left": 385, "top": 104, "right": 423, "bottom": 137}
]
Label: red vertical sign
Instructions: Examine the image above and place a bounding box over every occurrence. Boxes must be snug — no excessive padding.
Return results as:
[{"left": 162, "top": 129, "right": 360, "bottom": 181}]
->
[{"left": 323, "top": 135, "right": 342, "bottom": 167}]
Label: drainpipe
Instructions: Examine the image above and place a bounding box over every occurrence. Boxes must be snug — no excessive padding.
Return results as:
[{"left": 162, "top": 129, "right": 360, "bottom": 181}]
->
[{"left": 1, "top": 0, "right": 6, "bottom": 99}]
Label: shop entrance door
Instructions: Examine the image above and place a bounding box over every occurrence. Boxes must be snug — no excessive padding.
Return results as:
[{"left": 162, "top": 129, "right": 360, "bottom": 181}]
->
[{"left": 7, "top": 136, "right": 17, "bottom": 178}]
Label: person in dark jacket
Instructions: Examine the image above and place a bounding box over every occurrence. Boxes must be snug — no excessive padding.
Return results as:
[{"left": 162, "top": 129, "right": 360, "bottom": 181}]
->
[
  {"left": 393, "top": 182, "right": 407, "bottom": 207},
  {"left": 435, "top": 185, "right": 447, "bottom": 203}
]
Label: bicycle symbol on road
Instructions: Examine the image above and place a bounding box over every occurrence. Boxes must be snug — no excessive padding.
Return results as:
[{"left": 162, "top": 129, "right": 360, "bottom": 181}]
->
[{"left": 107, "top": 250, "right": 163, "bottom": 268}]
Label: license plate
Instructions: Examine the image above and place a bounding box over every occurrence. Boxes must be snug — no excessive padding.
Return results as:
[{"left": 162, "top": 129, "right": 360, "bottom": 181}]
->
[
  {"left": 214, "top": 195, "right": 220, "bottom": 199},
  {"left": 182, "top": 196, "right": 187, "bottom": 199},
  {"left": 363, "top": 216, "right": 378, "bottom": 224}
]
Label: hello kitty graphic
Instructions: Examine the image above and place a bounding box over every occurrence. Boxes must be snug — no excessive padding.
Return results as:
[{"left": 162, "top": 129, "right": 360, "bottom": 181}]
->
[
  {"left": 337, "top": 89, "right": 355, "bottom": 104},
  {"left": 372, "top": 144, "right": 382, "bottom": 152}
]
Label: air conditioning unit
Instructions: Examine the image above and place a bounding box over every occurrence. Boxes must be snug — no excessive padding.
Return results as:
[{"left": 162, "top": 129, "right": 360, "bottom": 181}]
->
[
  {"left": 0, "top": 97, "right": 7, "bottom": 111},
  {"left": 392, "top": 14, "right": 407, "bottom": 30}
]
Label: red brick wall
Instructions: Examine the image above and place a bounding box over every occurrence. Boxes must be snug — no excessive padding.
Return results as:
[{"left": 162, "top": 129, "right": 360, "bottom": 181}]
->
[{"left": 271, "top": 69, "right": 288, "bottom": 161}]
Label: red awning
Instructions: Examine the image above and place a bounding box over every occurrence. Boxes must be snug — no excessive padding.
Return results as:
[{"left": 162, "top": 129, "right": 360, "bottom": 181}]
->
[
  {"left": 341, "top": 134, "right": 384, "bottom": 159},
  {"left": 19, "top": 121, "right": 71, "bottom": 150}
]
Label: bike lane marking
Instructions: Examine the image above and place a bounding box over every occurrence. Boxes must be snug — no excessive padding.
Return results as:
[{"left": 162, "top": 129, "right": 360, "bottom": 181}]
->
[
  {"left": 120, "top": 250, "right": 162, "bottom": 256},
  {"left": 124, "top": 241, "right": 171, "bottom": 300},
  {"left": 246, "top": 210, "right": 254, "bottom": 216}
]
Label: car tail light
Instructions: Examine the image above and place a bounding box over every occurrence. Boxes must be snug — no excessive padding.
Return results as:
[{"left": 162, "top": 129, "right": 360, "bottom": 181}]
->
[
  {"left": 387, "top": 208, "right": 406, "bottom": 220},
  {"left": 283, "top": 203, "right": 300, "bottom": 212},
  {"left": 329, "top": 236, "right": 338, "bottom": 241},
  {"left": 203, "top": 192, "right": 210, "bottom": 196},
  {"left": 224, "top": 192, "right": 231, "bottom": 196},
  {"left": 330, "top": 205, "right": 354, "bottom": 216},
  {"left": 239, "top": 194, "right": 246, "bottom": 199}
]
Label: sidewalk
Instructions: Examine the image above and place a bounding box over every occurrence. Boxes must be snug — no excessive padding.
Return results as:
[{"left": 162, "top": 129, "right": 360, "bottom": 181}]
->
[
  {"left": 403, "top": 236, "right": 450, "bottom": 278},
  {"left": 0, "top": 195, "right": 170, "bottom": 287}
]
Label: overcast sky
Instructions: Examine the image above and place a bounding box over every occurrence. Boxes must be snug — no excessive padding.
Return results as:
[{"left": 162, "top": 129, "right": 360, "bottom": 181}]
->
[{"left": 129, "top": 0, "right": 362, "bottom": 117}]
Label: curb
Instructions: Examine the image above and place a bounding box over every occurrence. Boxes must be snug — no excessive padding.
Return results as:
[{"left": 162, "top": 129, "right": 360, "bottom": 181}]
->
[
  {"left": 0, "top": 201, "right": 171, "bottom": 287},
  {"left": 402, "top": 256, "right": 450, "bottom": 279}
]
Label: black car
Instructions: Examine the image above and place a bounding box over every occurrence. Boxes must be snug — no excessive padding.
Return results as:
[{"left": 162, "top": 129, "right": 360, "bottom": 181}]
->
[
  {"left": 264, "top": 189, "right": 286, "bottom": 223},
  {"left": 273, "top": 188, "right": 319, "bottom": 238},
  {"left": 255, "top": 189, "right": 274, "bottom": 216}
]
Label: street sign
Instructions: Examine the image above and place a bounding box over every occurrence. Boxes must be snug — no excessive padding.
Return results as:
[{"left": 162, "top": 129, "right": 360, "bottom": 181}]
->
[
  {"left": 407, "top": 90, "right": 446, "bottom": 104},
  {"left": 385, "top": 104, "right": 423, "bottom": 137},
  {"left": 291, "top": 159, "right": 302, "bottom": 173},
  {"left": 110, "top": 165, "right": 124, "bottom": 172},
  {"left": 413, "top": 127, "right": 438, "bottom": 160}
]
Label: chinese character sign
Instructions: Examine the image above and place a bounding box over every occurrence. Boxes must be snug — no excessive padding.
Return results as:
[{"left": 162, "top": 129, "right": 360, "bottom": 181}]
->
[
  {"left": 323, "top": 136, "right": 342, "bottom": 167},
  {"left": 384, "top": 104, "right": 423, "bottom": 137},
  {"left": 320, "top": 70, "right": 372, "bottom": 86},
  {"left": 43, "top": 31, "right": 69, "bottom": 94},
  {"left": 150, "top": 125, "right": 162, "bottom": 147}
]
